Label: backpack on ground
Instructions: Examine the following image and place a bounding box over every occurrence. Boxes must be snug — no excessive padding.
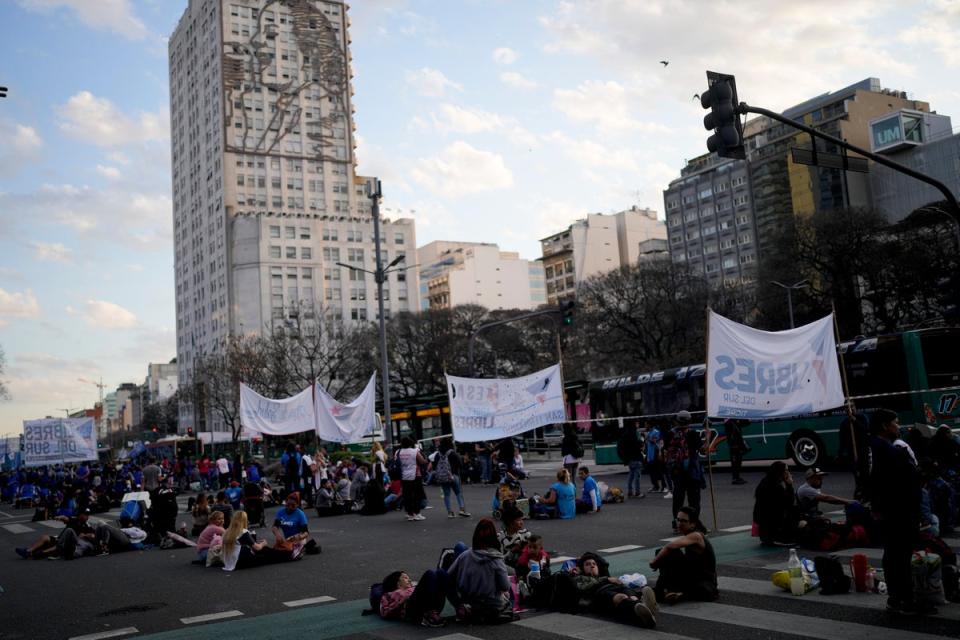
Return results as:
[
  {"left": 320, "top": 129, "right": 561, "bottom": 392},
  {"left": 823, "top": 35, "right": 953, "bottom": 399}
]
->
[
  {"left": 361, "top": 583, "right": 385, "bottom": 616},
  {"left": 912, "top": 550, "right": 947, "bottom": 607},
  {"left": 434, "top": 450, "right": 454, "bottom": 484},
  {"left": 813, "top": 556, "right": 851, "bottom": 595},
  {"left": 437, "top": 547, "right": 457, "bottom": 572}
]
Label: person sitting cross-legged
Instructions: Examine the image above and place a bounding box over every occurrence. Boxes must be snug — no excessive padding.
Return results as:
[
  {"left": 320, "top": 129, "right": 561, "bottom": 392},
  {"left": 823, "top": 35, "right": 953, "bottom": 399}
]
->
[{"left": 649, "top": 507, "right": 718, "bottom": 604}]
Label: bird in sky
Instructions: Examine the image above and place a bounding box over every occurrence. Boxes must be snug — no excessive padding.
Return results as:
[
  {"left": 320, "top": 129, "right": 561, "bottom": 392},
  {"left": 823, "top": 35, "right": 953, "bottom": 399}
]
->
[
  {"left": 693, "top": 93, "right": 700, "bottom": 101},
  {"left": 659, "top": 60, "right": 669, "bottom": 67}
]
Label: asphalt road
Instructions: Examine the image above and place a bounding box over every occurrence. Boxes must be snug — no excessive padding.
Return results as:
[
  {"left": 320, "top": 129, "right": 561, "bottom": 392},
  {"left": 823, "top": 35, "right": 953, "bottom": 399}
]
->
[{"left": 2, "top": 462, "right": 959, "bottom": 640}]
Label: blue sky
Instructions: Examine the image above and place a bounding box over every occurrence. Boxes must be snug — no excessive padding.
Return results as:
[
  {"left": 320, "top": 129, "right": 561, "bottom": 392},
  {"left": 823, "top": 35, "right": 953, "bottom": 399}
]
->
[{"left": 1, "top": 0, "right": 958, "bottom": 435}]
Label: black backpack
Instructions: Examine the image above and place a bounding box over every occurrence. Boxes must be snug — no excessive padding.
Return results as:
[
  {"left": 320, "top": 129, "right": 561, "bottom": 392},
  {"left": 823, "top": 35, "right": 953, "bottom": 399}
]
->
[
  {"left": 437, "top": 547, "right": 456, "bottom": 572},
  {"left": 361, "top": 583, "right": 385, "bottom": 616},
  {"left": 814, "top": 556, "right": 851, "bottom": 595}
]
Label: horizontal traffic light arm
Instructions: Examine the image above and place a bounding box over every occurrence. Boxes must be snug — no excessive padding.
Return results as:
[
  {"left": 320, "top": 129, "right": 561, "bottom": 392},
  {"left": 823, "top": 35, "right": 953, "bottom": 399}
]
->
[
  {"left": 467, "top": 307, "right": 569, "bottom": 375},
  {"left": 740, "top": 102, "right": 960, "bottom": 223}
]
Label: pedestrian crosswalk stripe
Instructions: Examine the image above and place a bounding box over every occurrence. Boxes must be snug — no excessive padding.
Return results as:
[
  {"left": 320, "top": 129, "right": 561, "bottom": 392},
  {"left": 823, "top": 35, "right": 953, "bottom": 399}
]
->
[
  {"left": 429, "top": 634, "right": 484, "bottom": 640},
  {"left": 719, "top": 576, "right": 960, "bottom": 621},
  {"left": 514, "top": 612, "right": 697, "bottom": 640},
  {"left": 660, "top": 600, "right": 948, "bottom": 640},
  {"left": 2, "top": 523, "right": 34, "bottom": 534},
  {"left": 598, "top": 544, "right": 644, "bottom": 553},
  {"left": 37, "top": 520, "right": 65, "bottom": 528},
  {"left": 67, "top": 627, "right": 139, "bottom": 640},
  {"left": 180, "top": 610, "right": 244, "bottom": 624},
  {"left": 283, "top": 596, "right": 336, "bottom": 607},
  {"left": 719, "top": 525, "right": 753, "bottom": 533}
]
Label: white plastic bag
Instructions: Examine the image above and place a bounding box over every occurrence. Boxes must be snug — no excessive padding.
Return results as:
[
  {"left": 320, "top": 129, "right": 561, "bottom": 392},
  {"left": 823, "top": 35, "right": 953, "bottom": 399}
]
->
[{"left": 619, "top": 573, "right": 648, "bottom": 589}]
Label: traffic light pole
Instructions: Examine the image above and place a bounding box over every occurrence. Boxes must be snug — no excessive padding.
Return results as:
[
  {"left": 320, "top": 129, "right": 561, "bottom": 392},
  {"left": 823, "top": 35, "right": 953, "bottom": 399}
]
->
[
  {"left": 467, "top": 308, "right": 565, "bottom": 375},
  {"left": 739, "top": 102, "right": 960, "bottom": 222}
]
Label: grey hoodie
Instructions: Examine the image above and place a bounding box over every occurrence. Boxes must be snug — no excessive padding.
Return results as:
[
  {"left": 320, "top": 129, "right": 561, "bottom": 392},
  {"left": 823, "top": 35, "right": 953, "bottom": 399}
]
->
[{"left": 449, "top": 548, "right": 510, "bottom": 608}]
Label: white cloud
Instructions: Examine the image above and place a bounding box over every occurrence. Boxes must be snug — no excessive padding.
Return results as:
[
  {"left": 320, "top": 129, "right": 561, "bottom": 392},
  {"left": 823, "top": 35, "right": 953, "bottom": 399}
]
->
[
  {"left": 31, "top": 241, "right": 74, "bottom": 263},
  {"left": 404, "top": 67, "right": 463, "bottom": 97},
  {"left": 17, "top": 0, "right": 148, "bottom": 40},
  {"left": 543, "top": 131, "right": 642, "bottom": 172},
  {"left": 492, "top": 47, "right": 518, "bottom": 65},
  {"left": 410, "top": 141, "right": 514, "bottom": 198},
  {"left": 899, "top": 1, "right": 960, "bottom": 67},
  {"left": 78, "top": 299, "right": 138, "bottom": 329},
  {"left": 56, "top": 91, "right": 168, "bottom": 147},
  {"left": 553, "top": 80, "right": 670, "bottom": 132},
  {"left": 0, "top": 120, "right": 43, "bottom": 175},
  {"left": 0, "top": 288, "right": 41, "bottom": 322},
  {"left": 431, "top": 104, "right": 506, "bottom": 134},
  {"left": 96, "top": 164, "right": 121, "bottom": 179},
  {"left": 500, "top": 71, "right": 538, "bottom": 90}
]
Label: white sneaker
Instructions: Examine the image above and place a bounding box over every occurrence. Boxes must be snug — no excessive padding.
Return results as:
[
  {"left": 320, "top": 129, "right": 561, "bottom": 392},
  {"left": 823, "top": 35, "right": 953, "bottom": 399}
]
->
[
  {"left": 407, "top": 515, "right": 417, "bottom": 521},
  {"left": 663, "top": 491, "right": 673, "bottom": 499},
  {"left": 414, "top": 513, "right": 426, "bottom": 521}
]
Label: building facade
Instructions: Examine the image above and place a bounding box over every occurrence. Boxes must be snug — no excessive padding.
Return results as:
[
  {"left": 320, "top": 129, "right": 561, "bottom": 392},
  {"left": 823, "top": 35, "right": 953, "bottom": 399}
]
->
[
  {"left": 539, "top": 206, "right": 666, "bottom": 304},
  {"left": 169, "top": 0, "right": 419, "bottom": 433},
  {"left": 145, "top": 361, "right": 179, "bottom": 405},
  {"left": 664, "top": 78, "right": 933, "bottom": 283},
  {"left": 417, "top": 241, "right": 546, "bottom": 311}
]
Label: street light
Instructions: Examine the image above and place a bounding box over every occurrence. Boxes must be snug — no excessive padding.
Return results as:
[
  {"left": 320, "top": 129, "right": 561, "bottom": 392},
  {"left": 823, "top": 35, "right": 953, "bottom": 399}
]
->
[
  {"left": 334, "top": 179, "right": 414, "bottom": 451},
  {"left": 770, "top": 279, "right": 809, "bottom": 328}
]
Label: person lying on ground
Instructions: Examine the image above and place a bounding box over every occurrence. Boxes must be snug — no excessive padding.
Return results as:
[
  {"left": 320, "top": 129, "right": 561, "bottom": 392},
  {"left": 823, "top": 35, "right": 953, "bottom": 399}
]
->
[
  {"left": 649, "top": 506, "right": 718, "bottom": 604},
  {"left": 571, "top": 551, "right": 657, "bottom": 627},
  {"left": 16, "top": 508, "right": 96, "bottom": 560},
  {"left": 379, "top": 569, "right": 450, "bottom": 628},
  {"left": 94, "top": 516, "right": 147, "bottom": 555}
]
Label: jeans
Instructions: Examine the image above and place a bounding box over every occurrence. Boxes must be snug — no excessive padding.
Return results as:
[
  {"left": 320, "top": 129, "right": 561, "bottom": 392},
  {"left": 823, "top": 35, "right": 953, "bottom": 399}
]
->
[
  {"left": 564, "top": 462, "right": 579, "bottom": 486},
  {"left": 384, "top": 493, "right": 401, "bottom": 510},
  {"left": 627, "top": 461, "right": 643, "bottom": 495},
  {"left": 671, "top": 472, "right": 701, "bottom": 523},
  {"left": 479, "top": 454, "right": 492, "bottom": 484},
  {"left": 95, "top": 523, "right": 131, "bottom": 551},
  {"left": 441, "top": 478, "right": 466, "bottom": 513}
]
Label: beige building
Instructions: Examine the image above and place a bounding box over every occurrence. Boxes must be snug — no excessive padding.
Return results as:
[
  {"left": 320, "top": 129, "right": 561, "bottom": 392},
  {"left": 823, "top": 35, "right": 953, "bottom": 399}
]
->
[
  {"left": 539, "top": 206, "right": 666, "bottom": 303},
  {"left": 417, "top": 241, "right": 546, "bottom": 311},
  {"left": 169, "top": 0, "right": 419, "bottom": 433}
]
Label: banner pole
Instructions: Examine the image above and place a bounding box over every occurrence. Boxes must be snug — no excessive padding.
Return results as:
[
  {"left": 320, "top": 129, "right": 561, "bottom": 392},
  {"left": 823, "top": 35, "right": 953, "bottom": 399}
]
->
[
  {"left": 832, "top": 305, "right": 858, "bottom": 466},
  {"left": 703, "top": 306, "right": 718, "bottom": 532}
]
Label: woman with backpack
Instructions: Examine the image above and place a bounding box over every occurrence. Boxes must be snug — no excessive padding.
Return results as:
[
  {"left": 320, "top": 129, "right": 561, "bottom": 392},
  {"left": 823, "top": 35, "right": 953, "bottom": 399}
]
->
[{"left": 433, "top": 439, "right": 470, "bottom": 519}]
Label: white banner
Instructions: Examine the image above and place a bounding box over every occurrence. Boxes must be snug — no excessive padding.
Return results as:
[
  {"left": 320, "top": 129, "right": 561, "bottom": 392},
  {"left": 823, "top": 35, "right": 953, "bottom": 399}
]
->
[
  {"left": 446, "top": 364, "right": 566, "bottom": 443},
  {"left": 1, "top": 436, "right": 21, "bottom": 470},
  {"left": 315, "top": 374, "right": 379, "bottom": 444},
  {"left": 707, "top": 310, "right": 845, "bottom": 419},
  {"left": 239, "top": 384, "right": 315, "bottom": 437},
  {"left": 22, "top": 418, "right": 99, "bottom": 467}
]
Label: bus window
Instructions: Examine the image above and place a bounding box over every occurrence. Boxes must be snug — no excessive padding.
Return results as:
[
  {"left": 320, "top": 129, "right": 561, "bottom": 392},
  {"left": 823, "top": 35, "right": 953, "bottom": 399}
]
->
[
  {"left": 844, "top": 337, "right": 911, "bottom": 411},
  {"left": 920, "top": 332, "right": 960, "bottom": 389}
]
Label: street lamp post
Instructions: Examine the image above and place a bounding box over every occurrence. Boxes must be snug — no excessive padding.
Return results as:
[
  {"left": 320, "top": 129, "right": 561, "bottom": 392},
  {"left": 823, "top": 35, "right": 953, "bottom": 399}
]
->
[
  {"left": 335, "top": 179, "right": 413, "bottom": 452},
  {"left": 770, "top": 280, "right": 809, "bottom": 328}
]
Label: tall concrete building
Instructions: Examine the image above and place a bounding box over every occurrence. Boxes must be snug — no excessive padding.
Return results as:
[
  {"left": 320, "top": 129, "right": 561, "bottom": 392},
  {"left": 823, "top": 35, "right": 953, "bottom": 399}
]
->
[
  {"left": 417, "top": 241, "right": 546, "bottom": 311},
  {"left": 664, "top": 78, "right": 932, "bottom": 284},
  {"left": 538, "top": 206, "right": 666, "bottom": 304},
  {"left": 145, "top": 361, "right": 179, "bottom": 405},
  {"left": 169, "top": 0, "right": 419, "bottom": 433}
]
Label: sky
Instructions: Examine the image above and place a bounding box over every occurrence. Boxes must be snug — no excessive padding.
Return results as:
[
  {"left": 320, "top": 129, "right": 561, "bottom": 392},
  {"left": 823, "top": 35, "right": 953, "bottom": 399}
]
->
[{"left": 1, "top": 0, "right": 958, "bottom": 435}]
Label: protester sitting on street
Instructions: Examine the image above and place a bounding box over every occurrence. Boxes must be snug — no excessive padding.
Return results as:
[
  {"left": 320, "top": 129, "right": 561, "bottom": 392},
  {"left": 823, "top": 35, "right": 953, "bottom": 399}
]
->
[
  {"left": 447, "top": 518, "right": 513, "bottom": 622},
  {"left": 572, "top": 551, "right": 657, "bottom": 627},
  {"left": 191, "top": 493, "right": 211, "bottom": 537},
  {"left": 515, "top": 534, "right": 550, "bottom": 580},
  {"left": 540, "top": 469, "right": 576, "bottom": 519},
  {"left": 94, "top": 517, "right": 146, "bottom": 555},
  {"left": 575, "top": 467, "right": 602, "bottom": 514},
  {"left": 210, "top": 491, "right": 234, "bottom": 528},
  {"left": 649, "top": 507, "right": 718, "bottom": 604},
  {"left": 272, "top": 492, "right": 309, "bottom": 552},
  {"left": 796, "top": 468, "right": 853, "bottom": 519},
  {"left": 195, "top": 510, "right": 225, "bottom": 563},
  {"left": 350, "top": 463, "right": 370, "bottom": 506},
  {"left": 384, "top": 477, "right": 403, "bottom": 511},
  {"left": 315, "top": 478, "right": 347, "bottom": 517},
  {"left": 753, "top": 461, "right": 797, "bottom": 546},
  {"left": 222, "top": 511, "right": 298, "bottom": 571},
  {"left": 16, "top": 508, "right": 96, "bottom": 560},
  {"left": 498, "top": 505, "right": 531, "bottom": 567},
  {"left": 379, "top": 569, "right": 450, "bottom": 628}
]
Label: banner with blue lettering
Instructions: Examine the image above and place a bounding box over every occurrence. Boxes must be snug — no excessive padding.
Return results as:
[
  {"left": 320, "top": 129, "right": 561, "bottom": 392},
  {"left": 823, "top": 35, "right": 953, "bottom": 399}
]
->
[
  {"left": 706, "top": 310, "right": 845, "bottom": 419},
  {"left": 239, "top": 384, "right": 315, "bottom": 437},
  {"left": 446, "top": 364, "right": 567, "bottom": 443},
  {"left": 22, "top": 418, "right": 99, "bottom": 467}
]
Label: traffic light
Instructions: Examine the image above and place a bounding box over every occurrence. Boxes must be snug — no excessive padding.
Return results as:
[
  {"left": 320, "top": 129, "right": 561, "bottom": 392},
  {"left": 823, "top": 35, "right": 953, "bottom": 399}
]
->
[
  {"left": 559, "top": 300, "right": 575, "bottom": 326},
  {"left": 701, "top": 71, "right": 745, "bottom": 159},
  {"left": 187, "top": 427, "right": 194, "bottom": 437}
]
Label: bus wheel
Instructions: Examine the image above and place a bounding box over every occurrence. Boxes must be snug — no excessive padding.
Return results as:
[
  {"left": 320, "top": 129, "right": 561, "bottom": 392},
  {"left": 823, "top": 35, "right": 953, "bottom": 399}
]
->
[{"left": 788, "top": 432, "right": 823, "bottom": 468}]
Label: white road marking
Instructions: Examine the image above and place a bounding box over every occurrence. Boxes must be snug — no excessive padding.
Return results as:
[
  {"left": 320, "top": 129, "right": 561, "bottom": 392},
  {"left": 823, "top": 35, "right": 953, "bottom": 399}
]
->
[
  {"left": 67, "top": 628, "right": 139, "bottom": 640},
  {"left": 180, "top": 610, "right": 243, "bottom": 625},
  {"left": 37, "top": 520, "right": 65, "bottom": 528},
  {"left": 282, "top": 595, "right": 336, "bottom": 607},
  {"left": 515, "top": 612, "right": 697, "bottom": 639},
  {"left": 659, "top": 536, "right": 682, "bottom": 543},
  {"left": 551, "top": 555, "right": 575, "bottom": 564},
  {"left": 2, "top": 523, "right": 35, "bottom": 534},
  {"left": 597, "top": 544, "right": 644, "bottom": 553},
  {"left": 719, "top": 525, "right": 754, "bottom": 533}
]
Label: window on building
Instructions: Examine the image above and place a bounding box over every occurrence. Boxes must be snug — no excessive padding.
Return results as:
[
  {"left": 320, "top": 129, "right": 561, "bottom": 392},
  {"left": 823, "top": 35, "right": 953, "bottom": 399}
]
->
[
  {"left": 285, "top": 226, "right": 296, "bottom": 239},
  {"left": 286, "top": 247, "right": 296, "bottom": 259},
  {"left": 269, "top": 225, "right": 280, "bottom": 238},
  {"left": 299, "top": 227, "right": 310, "bottom": 239},
  {"left": 301, "top": 247, "right": 312, "bottom": 260},
  {"left": 269, "top": 246, "right": 281, "bottom": 259},
  {"left": 394, "top": 232, "right": 405, "bottom": 244}
]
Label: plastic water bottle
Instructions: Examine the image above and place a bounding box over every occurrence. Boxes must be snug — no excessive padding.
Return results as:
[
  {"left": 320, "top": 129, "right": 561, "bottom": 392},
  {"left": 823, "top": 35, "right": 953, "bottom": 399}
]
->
[
  {"left": 528, "top": 560, "right": 541, "bottom": 580},
  {"left": 788, "top": 548, "right": 804, "bottom": 596}
]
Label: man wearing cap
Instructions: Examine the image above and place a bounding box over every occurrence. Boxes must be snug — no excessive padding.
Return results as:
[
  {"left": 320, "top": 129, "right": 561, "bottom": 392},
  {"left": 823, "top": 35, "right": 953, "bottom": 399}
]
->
[
  {"left": 796, "top": 468, "right": 853, "bottom": 519},
  {"left": 15, "top": 508, "right": 96, "bottom": 560},
  {"left": 665, "top": 411, "right": 704, "bottom": 531}
]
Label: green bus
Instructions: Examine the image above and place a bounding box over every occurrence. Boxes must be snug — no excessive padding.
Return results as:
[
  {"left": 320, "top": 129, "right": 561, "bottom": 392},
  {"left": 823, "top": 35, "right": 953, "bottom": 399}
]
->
[{"left": 589, "top": 327, "right": 960, "bottom": 468}]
